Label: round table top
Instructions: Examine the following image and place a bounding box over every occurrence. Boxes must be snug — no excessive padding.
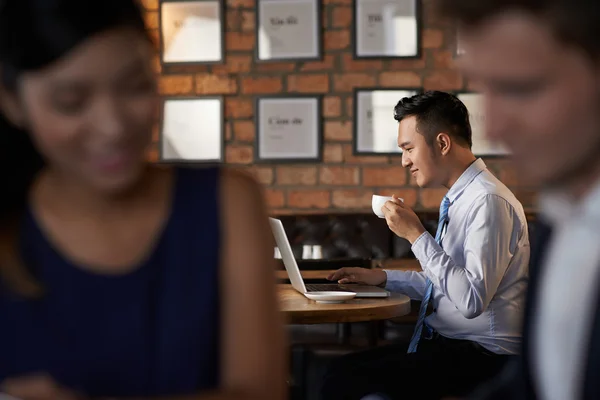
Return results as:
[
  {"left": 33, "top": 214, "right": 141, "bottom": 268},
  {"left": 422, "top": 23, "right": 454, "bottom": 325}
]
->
[{"left": 278, "top": 284, "right": 411, "bottom": 324}]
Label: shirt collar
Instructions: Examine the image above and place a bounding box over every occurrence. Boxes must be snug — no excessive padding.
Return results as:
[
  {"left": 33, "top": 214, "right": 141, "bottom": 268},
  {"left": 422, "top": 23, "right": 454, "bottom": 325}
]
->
[
  {"left": 446, "top": 158, "right": 487, "bottom": 204},
  {"left": 540, "top": 176, "right": 600, "bottom": 226}
]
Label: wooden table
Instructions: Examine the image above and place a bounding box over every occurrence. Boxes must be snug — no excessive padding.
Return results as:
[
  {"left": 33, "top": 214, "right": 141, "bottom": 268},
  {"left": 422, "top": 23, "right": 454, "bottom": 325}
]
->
[{"left": 278, "top": 284, "right": 411, "bottom": 325}]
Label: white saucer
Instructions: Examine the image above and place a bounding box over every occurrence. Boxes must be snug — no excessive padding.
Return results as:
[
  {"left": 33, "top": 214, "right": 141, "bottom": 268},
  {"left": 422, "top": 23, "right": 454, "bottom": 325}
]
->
[{"left": 305, "top": 291, "right": 357, "bottom": 303}]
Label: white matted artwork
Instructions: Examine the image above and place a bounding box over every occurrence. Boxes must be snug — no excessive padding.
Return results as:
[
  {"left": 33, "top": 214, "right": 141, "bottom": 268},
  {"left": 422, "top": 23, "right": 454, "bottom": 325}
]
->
[
  {"left": 456, "top": 92, "right": 511, "bottom": 156},
  {"left": 354, "top": 88, "right": 420, "bottom": 154},
  {"left": 256, "top": 96, "right": 322, "bottom": 162},
  {"left": 354, "top": 0, "right": 420, "bottom": 58},
  {"left": 257, "top": 0, "right": 321, "bottom": 61},
  {"left": 160, "top": 0, "right": 223, "bottom": 64},
  {"left": 160, "top": 97, "right": 224, "bottom": 162}
]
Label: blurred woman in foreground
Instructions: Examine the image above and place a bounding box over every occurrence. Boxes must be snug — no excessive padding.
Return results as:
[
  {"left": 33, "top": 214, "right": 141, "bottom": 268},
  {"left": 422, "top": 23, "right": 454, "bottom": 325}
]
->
[{"left": 0, "top": 1, "right": 286, "bottom": 399}]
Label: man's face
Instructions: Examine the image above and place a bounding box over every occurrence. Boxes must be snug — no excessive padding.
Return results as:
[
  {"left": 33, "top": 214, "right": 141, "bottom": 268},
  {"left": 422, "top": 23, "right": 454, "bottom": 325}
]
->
[
  {"left": 398, "top": 116, "right": 442, "bottom": 188},
  {"left": 459, "top": 11, "right": 600, "bottom": 189}
]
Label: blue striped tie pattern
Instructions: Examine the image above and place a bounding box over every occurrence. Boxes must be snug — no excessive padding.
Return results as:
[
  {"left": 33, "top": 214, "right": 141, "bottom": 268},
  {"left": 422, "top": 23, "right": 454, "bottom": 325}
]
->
[{"left": 407, "top": 196, "right": 451, "bottom": 354}]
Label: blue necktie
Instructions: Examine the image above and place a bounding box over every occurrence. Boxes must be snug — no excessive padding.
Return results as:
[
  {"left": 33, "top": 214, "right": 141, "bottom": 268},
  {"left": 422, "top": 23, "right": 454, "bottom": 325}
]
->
[{"left": 407, "top": 196, "right": 451, "bottom": 354}]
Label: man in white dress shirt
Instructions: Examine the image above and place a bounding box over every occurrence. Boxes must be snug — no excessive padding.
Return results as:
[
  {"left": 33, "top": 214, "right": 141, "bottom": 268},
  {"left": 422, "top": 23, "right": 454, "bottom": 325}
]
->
[
  {"left": 438, "top": 1, "right": 600, "bottom": 400},
  {"left": 320, "top": 91, "right": 530, "bottom": 400}
]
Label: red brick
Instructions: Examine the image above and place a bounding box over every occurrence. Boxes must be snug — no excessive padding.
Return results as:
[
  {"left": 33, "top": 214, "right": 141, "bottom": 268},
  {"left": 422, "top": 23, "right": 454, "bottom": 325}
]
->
[
  {"left": 376, "top": 188, "right": 418, "bottom": 208},
  {"left": 423, "top": 29, "right": 445, "bottom": 49},
  {"left": 226, "top": 32, "right": 255, "bottom": 51},
  {"left": 320, "top": 166, "right": 360, "bottom": 185},
  {"left": 325, "top": 30, "right": 351, "bottom": 50},
  {"left": 424, "top": 70, "right": 464, "bottom": 91},
  {"left": 254, "top": 63, "right": 296, "bottom": 72},
  {"left": 343, "top": 144, "right": 389, "bottom": 164},
  {"left": 213, "top": 55, "right": 252, "bottom": 74},
  {"left": 196, "top": 74, "right": 238, "bottom": 95},
  {"left": 323, "top": 144, "right": 344, "bottom": 162},
  {"left": 340, "top": 53, "right": 383, "bottom": 72},
  {"left": 140, "top": 0, "right": 158, "bottom": 10},
  {"left": 363, "top": 167, "right": 407, "bottom": 187},
  {"left": 241, "top": 77, "right": 282, "bottom": 94},
  {"left": 288, "top": 190, "right": 331, "bottom": 209},
  {"left": 323, "top": 0, "right": 351, "bottom": 5},
  {"left": 300, "top": 55, "right": 335, "bottom": 71},
  {"left": 323, "top": 96, "right": 342, "bottom": 118},
  {"left": 225, "top": 98, "right": 253, "bottom": 119},
  {"left": 333, "top": 73, "right": 377, "bottom": 92},
  {"left": 287, "top": 74, "right": 330, "bottom": 93},
  {"left": 385, "top": 58, "right": 427, "bottom": 70},
  {"left": 276, "top": 166, "right": 318, "bottom": 185},
  {"left": 226, "top": 146, "right": 254, "bottom": 164},
  {"left": 378, "top": 71, "right": 422, "bottom": 87},
  {"left": 419, "top": 188, "right": 449, "bottom": 210},
  {"left": 345, "top": 97, "right": 353, "bottom": 117},
  {"left": 265, "top": 189, "right": 285, "bottom": 208},
  {"left": 158, "top": 75, "right": 193, "bottom": 95},
  {"left": 144, "top": 11, "right": 159, "bottom": 30},
  {"left": 433, "top": 50, "right": 456, "bottom": 69},
  {"left": 164, "top": 64, "right": 210, "bottom": 74},
  {"left": 332, "top": 7, "right": 352, "bottom": 28},
  {"left": 225, "top": 122, "right": 233, "bottom": 141},
  {"left": 324, "top": 121, "right": 352, "bottom": 141},
  {"left": 248, "top": 166, "right": 274, "bottom": 185},
  {"left": 227, "top": 0, "right": 254, "bottom": 7},
  {"left": 226, "top": 10, "right": 241, "bottom": 31},
  {"left": 332, "top": 189, "right": 372, "bottom": 209},
  {"left": 233, "top": 120, "right": 255, "bottom": 142},
  {"left": 241, "top": 11, "right": 255, "bottom": 31}
]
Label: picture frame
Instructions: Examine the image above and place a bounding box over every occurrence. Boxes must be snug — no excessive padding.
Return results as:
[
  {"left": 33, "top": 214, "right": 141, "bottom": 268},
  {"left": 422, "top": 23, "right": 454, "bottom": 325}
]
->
[
  {"left": 255, "top": 95, "right": 323, "bottom": 163},
  {"left": 353, "top": 0, "right": 421, "bottom": 59},
  {"left": 159, "top": 0, "right": 225, "bottom": 66},
  {"left": 159, "top": 96, "right": 225, "bottom": 163},
  {"left": 353, "top": 87, "right": 421, "bottom": 155},
  {"left": 256, "top": 0, "right": 322, "bottom": 62},
  {"left": 455, "top": 91, "right": 511, "bottom": 157}
]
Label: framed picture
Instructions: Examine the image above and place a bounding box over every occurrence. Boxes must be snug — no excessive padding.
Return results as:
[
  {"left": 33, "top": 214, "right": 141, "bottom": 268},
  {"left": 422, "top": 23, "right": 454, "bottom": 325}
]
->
[
  {"left": 159, "top": 0, "right": 224, "bottom": 65},
  {"left": 255, "top": 95, "right": 322, "bottom": 162},
  {"left": 455, "top": 92, "right": 511, "bottom": 157},
  {"left": 353, "top": 0, "right": 421, "bottom": 59},
  {"left": 159, "top": 96, "right": 224, "bottom": 163},
  {"left": 353, "top": 87, "right": 421, "bottom": 155},
  {"left": 256, "top": 0, "right": 322, "bottom": 61}
]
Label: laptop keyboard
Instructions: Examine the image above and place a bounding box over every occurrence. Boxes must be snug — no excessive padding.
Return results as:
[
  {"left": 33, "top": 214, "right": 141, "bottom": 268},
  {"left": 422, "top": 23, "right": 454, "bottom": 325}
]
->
[{"left": 306, "top": 284, "right": 349, "bottom": 292}]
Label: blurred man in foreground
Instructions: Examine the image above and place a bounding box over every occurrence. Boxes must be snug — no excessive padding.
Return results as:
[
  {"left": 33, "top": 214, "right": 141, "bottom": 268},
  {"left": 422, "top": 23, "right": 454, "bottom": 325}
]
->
[{"left": 439, "top": 0, "right": 600, "bottom": 399}]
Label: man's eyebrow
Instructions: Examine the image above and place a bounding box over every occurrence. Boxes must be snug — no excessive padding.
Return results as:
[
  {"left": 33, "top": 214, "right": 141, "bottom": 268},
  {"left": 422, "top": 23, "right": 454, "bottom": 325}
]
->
[{"left": 399, "top": 141, "right": 411, "bottom": 148}]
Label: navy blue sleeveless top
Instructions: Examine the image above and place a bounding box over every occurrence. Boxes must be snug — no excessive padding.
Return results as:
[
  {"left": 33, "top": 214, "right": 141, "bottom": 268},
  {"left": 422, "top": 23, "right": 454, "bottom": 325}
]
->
[{"left": 0, "top": 167, "right": 221, "bottom": 397}]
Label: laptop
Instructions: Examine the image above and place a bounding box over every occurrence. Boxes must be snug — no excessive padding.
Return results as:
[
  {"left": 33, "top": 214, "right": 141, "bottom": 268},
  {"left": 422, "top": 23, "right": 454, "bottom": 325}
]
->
[{"left": 269, "top": 218, "right": 390, "bottom": 298}]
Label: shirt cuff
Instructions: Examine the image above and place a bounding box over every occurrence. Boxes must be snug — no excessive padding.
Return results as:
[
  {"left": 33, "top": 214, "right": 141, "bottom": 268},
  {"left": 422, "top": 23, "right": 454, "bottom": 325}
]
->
[{"left": 411, "top": 231, "right": 443, "bottom": 264}]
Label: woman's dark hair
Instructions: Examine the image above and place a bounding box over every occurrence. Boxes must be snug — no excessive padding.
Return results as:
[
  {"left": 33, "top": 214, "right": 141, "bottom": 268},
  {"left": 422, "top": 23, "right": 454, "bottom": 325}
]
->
[
  {"left": 394, "top": 90, "right": 473, "bottom": 149},
  {"left": 438, "top": 0, "right": 600, "bottom": 60},
  {"left": 0, "top": 0, "right": 147, "bottom": 296}
]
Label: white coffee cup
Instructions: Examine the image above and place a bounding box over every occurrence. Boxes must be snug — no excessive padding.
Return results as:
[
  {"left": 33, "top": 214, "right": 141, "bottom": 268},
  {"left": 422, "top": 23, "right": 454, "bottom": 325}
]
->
[{"left": 372, "top": 195, "right": 404, "bottom": 218}]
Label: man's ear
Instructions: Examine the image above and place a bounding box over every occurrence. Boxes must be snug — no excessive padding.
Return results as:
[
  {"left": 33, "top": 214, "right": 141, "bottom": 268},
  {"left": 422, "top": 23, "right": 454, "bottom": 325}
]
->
[
  {"left": 0, "top": 66, "right": 26, "bottom": 128},
  {"left": 436, "top": 133, "right": 452, "bottom": 155}
]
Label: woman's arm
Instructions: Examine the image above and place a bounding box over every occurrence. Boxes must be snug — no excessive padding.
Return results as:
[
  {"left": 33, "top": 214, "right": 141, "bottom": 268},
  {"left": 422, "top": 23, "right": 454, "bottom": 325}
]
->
[{"left": 215, "top": 168, "right": 288, "bottom": 400}]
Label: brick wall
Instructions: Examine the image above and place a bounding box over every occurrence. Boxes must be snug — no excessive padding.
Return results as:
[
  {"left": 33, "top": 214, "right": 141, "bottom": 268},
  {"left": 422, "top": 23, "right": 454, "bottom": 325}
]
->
[{"left": 141, "top": 0, "right": 536, "bottom": 214}]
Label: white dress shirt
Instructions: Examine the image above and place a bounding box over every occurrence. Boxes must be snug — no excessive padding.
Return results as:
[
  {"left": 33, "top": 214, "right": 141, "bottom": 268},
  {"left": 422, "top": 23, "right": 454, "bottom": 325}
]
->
[
  {"left": 385, "top": 159, "right": 530, "bottom": 355},
  {"left": 533, "top": 179, "right": 600, "bottom": 400}
]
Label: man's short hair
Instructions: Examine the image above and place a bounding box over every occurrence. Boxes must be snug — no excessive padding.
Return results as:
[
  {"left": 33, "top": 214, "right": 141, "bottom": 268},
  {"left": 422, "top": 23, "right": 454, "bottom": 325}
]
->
[
  {"left": 394, "top": 90, "right": 473, "bottom": 149},
  {"left": 438, "top": 0, "right": 600, "bottom": 59}
]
